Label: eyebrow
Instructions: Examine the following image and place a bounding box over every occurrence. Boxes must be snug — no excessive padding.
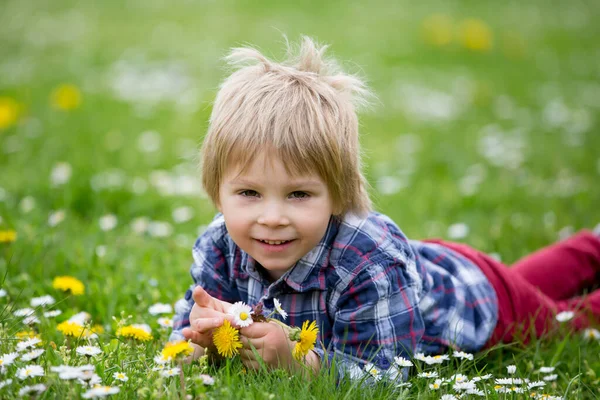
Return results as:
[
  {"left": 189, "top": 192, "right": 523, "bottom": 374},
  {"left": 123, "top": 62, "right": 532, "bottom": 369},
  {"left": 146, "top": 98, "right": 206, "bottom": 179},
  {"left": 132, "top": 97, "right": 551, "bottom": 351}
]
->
[{"left": 228, "top": 178, "right": 323, "bottom": 188}]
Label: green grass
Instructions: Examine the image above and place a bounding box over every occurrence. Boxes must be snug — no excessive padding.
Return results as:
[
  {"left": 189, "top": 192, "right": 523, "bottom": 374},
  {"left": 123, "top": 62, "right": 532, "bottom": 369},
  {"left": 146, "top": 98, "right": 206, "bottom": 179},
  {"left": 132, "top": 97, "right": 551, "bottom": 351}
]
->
[{"left": 1, "top": 0, "right": 600, "bottom": 398}]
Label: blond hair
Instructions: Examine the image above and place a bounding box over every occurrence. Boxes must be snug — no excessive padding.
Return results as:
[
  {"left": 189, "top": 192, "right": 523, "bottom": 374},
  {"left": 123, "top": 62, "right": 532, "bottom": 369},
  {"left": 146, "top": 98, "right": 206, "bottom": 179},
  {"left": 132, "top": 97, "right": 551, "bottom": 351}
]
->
[{"left": 201, "top": 36, "right": 373, "bottom": 216}]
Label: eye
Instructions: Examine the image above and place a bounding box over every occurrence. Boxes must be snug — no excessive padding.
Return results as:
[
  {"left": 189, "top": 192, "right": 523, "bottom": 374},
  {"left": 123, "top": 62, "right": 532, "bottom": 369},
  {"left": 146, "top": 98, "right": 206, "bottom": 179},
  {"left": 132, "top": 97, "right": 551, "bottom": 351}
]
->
[
  {"left": 289, "top": 191, "right": 309, "bottom": 199},
  {"left": 239, "top": 190, "right": 259, "bottom": 197}
]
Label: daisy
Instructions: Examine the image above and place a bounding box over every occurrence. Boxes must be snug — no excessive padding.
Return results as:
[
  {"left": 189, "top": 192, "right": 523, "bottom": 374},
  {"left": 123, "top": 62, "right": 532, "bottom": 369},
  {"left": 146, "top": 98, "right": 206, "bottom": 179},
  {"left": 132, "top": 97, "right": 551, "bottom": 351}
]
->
[
  {"left": 440, "top": 395, "right": 458, "bottom": 400},
  {"left": 507, "top": 364, "right": 517, "bottom": 374},
  {"left": 495, "top": 378, "right": 523, "bottom": 385},
  {"left": 160, "top": 368, "right": 180, "bottom": 378},
  {"left": 212, "top": 320, "right": 242, "bottom": 358},
  {"left": 69, "top": 311, "right": 91, "bottom": 324},
  {"left": 44, "top": 310, "right": 63, "bottom": 318},
  {"left": 414, "top": 353, "right": 450, "bottom": 365},
  {"left": 417, "top": 371, "right": 439, "bottom": 378},
  {"left": 18, "top": 384, "right": 46, "bottom": 396},
  {"left": 76, "top": 346, "right": 103, "bottom": 357},
  {"left": 52, "top": 365, "right": 84, "bottom": 380},
  {"left": 99, "top": 214, "right": 118, "bottom": 231},
  {"left": 16, "top": 365, "right": 45, "bottom": 380},
  {"left": 471, "top": 374, "right": 493, "bottom": 382},
  {"left": 450, "top": 374, "right": 469, "bottom": 383},
  {"left": 16, "top": 337, "right": 42, "bottom": 351},
  {"left": 161, "top": 340, "right": 193, "bottom": 361},
  {"left": 0, "top": 379, "right": 13, "bottom": 389},
  {"left": 228, "top": 301, "right": 254, "bottom": 328},
  {"left": 273, "top": 298, "right": 288, "bottom": 320},
  {"left": 153, "top": 355, "right": 169, "bottom": 365},
  {"left": 290, "top": 320, "right": 318, "bottom": 360},
  {"left": 200, "top": 374, "right": 215, "bottom": 385},
  {"left": 583, "top": 328, "right": 600, "bottom": 340},
  {"left": 453, "top": 381, "right": 476, "bottom": 391},
  {"left": 466, "top": 388, "right": 485, "bottom": 396},
  {"left": 528, "top": 380, "right": 546, "bottom": 389},
  {"left": 394, "top": 356, "right": 413, "bottom": 367},
  {"left": 539, "top": 366, "right": 555, "bottom": 373},
  {"left": 30, "top": 295, "right": 56, "bottom": 307},
  {"left": 23, "top": 315, "right": 41, "bottom": 325},
  {"left": 113, "top": 372, "right": 128, "bottom": 382},
  {"left": 396, "top": 382, "right": 412, "bottom": 388},
  {"left": 52, "top": 276, "right": 85, "bottom": 295},
  {"left": 82, "top": 385, "right": 120, "bottom": 398},
  {"left": 14, "top": 308, "right": 35, "bottom": 317},
  {"left": 543, "top": 374, "right": 558, "bottom": 382},
  {"left": 0, "top": 289, "right": 6, "bottom": 297},
  {"left": 429, "top": 378, "right": 444, "bottom": 390},
  {"left": 157, "top": 317, "right": 173, "bottom": 328},
  {"left": 0, "top": 352, "right": 19, "bottom": 367},
  {"left": 148, "top": 303, "right": 173, "bottom": 316},
  {"left": 453, "top": 351, "right": 474, "bottom": 360},
  {"left": 21, "top": 349, "right": 45, "bottom": 361},
  {"left": 48, "top": 209, "right": 66, "bottom": 227},
  {"left": 363, "top": 363, "right": 381, "bottom": 381},
  {"left": 555, "top": 311, "right": 574, "bottom": 322}
]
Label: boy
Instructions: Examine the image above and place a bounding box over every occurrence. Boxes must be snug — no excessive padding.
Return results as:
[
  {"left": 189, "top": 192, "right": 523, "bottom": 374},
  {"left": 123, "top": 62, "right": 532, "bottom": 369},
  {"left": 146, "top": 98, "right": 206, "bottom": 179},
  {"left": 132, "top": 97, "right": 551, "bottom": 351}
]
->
[{"left": 171, "top": 37, "right": 600, "bottom": 378}]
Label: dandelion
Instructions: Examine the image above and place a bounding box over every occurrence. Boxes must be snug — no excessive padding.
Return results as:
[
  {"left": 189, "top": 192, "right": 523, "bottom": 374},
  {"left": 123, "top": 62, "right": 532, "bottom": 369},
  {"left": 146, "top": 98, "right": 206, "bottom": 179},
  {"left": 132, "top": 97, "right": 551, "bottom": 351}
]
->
[
  {"left": 228, "top": 301, "right": 254, "bottom": 328},
  {"left": 76, "top": 346, "right": 103, "bottom": 357},
  {"left": 82, "top": 386, "right": 120, "bottom": 398},
  {"left": 161, "top": 340, "right": 193, "bottom": 361},
  {"left": 0, "top": 230, "right": 17, "bottom": 243},
  {"left": 453, "top": 351, "right": 474, "bottom": 360},
  {"left": 0, "top": 352, "right": 19, "bottom": 367},
  {"left": 507, "top": 364, "right": 517, "bottom": 374},
  {"left": 15, "top": 330, "right": 39, "bottom": 340},
  {"left": 16, "top": 365, "right": 45, "bottom": 380},
  {"left": 200, "top": 374, "right": 215, "bottom": 385},
  {"left": 16, "top": 337, "right": 42, "bottom": 351},
  {"left": 583, "top": 328, "right": 600, "bottom": 340},
  {"left": 393, "top": 356, "right": 413, "bottom": 367},
  {"left": 417, "top": 371, "right": 439, "bottom": 378},
  {"left": 57, "top": 321, "right": 86, "bottom": 337},
  {"left": 160, "top": 368, "right": 180, "bottom": 378},
  {"left": 364, "top": 363, "right": 381, "bottom": 381},
  {"left": 290, "top": 320, "right": 318, "bottom": 360},
  {"left": 212, "top": 320, "right": 242, "bottom": 358},
  {"left": 113, "top": 372, "right": 128, "bottom": 382},
  {"left": 30, "top": 295, "right": 56, "bottom": 307},
  {"left": 18, "top": 384, "right": 46, "bottom": 396},
  {"left": 555, "top": 311, "right": 574, "bottom": 322},
  {"left": 21, "top": 349, "right": 45, "bottom": 361},
  {"left": 148, "top": 303, "right": 173, "bottom": 315},
  {"left": 273, "top": 298, "right": 288, "bottom": 320},
  {"left": 116, "top": 325, "right": 153, "bottom": 341},
  {"left": 539, "top": 366, "right": 555, "bottom": 373},
  {"left": 52, "top": 276, "right": 85, "bottom": 295},
  {"left": 51, "top": 84, "right": 81, "bottom": 110},
  {"left": 0, "top": 96, "right": 20, "bottom": 129},
  {"left": 157, "top": 317, "right": 173, "bottom": 328},
  {"left": 543, "top": 374, "right": 558, "bottom": 382},
  {"left": 459, "top": 18, "right": 493, "bottom": 52}
]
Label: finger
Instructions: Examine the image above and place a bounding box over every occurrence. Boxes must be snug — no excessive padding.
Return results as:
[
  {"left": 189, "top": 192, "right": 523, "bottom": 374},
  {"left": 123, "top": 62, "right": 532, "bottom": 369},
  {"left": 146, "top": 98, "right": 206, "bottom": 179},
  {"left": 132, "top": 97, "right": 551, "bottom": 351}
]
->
[
  {"left": 193, "top": 316, "right": 224, "bottom": 333},
  {"left": 192, "top": 286, "right": 217, "bottom": 309},
  {"left": 240, "top": 322, "right": 278, "bottom": 338}
]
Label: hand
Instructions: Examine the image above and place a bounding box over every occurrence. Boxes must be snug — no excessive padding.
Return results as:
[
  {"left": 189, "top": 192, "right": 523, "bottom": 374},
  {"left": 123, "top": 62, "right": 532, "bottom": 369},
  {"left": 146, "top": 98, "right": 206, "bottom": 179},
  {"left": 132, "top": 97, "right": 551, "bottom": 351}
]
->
[{"left": 182, "top": 286, "right": 234, "bottom": 350}]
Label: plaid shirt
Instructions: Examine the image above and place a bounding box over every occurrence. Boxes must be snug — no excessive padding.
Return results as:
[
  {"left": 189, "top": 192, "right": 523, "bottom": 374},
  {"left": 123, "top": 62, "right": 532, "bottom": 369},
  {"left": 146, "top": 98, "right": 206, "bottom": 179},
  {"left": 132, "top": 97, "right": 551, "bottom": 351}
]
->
[{"left": 171, "top": 212, "right": 498, "bottom": 378}]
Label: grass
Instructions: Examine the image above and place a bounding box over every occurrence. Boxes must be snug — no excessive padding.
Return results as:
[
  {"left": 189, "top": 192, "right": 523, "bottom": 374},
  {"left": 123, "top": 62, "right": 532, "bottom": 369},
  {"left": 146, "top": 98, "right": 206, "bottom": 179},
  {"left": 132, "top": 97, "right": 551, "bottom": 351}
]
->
[{"left": 1, "top": 0, "right": 600, "bottom": 398}]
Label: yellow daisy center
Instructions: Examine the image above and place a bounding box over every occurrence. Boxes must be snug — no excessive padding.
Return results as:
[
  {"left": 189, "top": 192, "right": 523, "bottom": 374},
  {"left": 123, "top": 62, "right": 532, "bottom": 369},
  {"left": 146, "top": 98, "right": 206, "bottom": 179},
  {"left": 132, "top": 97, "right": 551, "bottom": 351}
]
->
[{"left": 239, "top": 312, "right": 248, "bottom": 321}]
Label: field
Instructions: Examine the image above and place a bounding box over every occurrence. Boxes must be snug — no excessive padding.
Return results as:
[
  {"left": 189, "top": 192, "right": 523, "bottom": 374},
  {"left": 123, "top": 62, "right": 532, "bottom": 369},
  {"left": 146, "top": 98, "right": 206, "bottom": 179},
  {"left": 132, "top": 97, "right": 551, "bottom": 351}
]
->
[{"left": 1, "top": 0, "right": 600, "bottom": 398}]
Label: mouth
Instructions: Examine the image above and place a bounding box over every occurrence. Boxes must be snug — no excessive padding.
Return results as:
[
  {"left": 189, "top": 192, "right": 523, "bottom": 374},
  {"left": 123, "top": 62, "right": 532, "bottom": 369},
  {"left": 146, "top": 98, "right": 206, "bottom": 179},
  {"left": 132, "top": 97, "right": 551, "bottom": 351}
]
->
[{"left": 256, "top": 239, "right": 294, "bottom": 245}]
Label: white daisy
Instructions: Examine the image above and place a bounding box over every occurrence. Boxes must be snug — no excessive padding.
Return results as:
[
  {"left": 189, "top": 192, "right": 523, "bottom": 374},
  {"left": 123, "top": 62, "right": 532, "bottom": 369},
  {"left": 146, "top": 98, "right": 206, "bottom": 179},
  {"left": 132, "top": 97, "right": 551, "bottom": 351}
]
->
[
  {"left": 440, "top": 395, "right": 458, "bottom": 400},
  {"left": 18, "top": 384, "right": 46, "bottom": 396},
  {"left": 528, "top": 380, "right": 546, "bottom": 389},
  {"left": 21, "top": 349, "right": 45, "bottom": 361},
  {"left": 414, "top": 353, "right": 449, "bottom": 365},
  {"left": 23, "top": 315, "right": 41, "bottom": 325},
  {"left": 160, "top": 368, "right": 180, "bottom": 377},
  {"left": 228, "top": 301, "right": 254, "bottom": 328},
  {"left": 48, "top": 209, "right": 66, "bottom": 227},
  {"left": 0, "top": 352, "right": 19, "bottom": 367},
  {"left": 396, "top": 382, "right": 412, "bottom": 388},
  {"left": 429, "top": 378, "right": 444, "bottom": 390},
  {"left": 99, "top": 214, "right": 118, "bottom": 231},
  {"left": 507, "top": 386, "right": 524, "bottom": 393},
  {"left": 157, "top": 317, "right": 173, "bottom": 328},
  {"left": 76, "top": 346, "right": 103, "bottom": 357},
  {"left": 582, "top": 328, "right": 600, "bottom": 340},
  {"left": 0, "top": 379, "right": 13, "bottom": 389},
  {"left": 507, "top": 364, "right": 517, "bottom": 374},
  {"left": 199, "top": 374, "right": 214, "bottom": 385},
  {"left": 393, "top": 356, "right": 413, "bottom": 367},
  {"left": 363, "top": 363, "right": 381, "bottom": 381},
  {"left": 16, "top": 365, "right": 45, "bottom": 380},
  {"left": 466, "top": 388, "right": 485, "bottom": 396},
  {"left": 539, "top": 366, "right": 555, "bottom": 373},
  {"left": 470, "top": 374, "right": 493, "bottom": 382},
  {"left": 69, "top": 311, "right": 91, "bottom": 324},
  {"left": 148, "top": 303, "right": 173, "bottom": 315},
  {"left": 50, "top": 162, "right": 72, "bottom": 186},
  {"left": 113, "top": 372, "right": 128, "bottom": 382},
  {"left": 153, "top": 355, "right": 169, "bottom": 365},
  {"left": 172, "top": 206, "right": 194, "bottom": 223},
  {"left": 16, "top": 337, "right": 42, "bottom": 351},
  {"left": 14, "top": 308, "right": 35, "bottom": 317},
  {"left": 0, "top": 289, "right": 6, "bottom": 297},
  {"left": 543, "top": 374, "right": 558, "bottom": 382},
  {"left": 417, "top": 371, "right": 439, "bottom": 378},
  {"left": 495, "top": 378, "right": 523, "bottom": 385},
  {"left": 555, "top": 311, "right": 574, "bottom": 322},
  {"left": 44, "top": 309, "right": 63, "bottom": 318},
  {"left": 82, "top": 385, "right": 120, "bottom": 398},
  {"left": 273, "top": 298, "right": 288, "bottom": 320},
  {"left": 453, "top": 381, "right": 476, "bottom": 391},
  {"left": 450, "top": 374, "right": 469, "bottom": 383},
  {"left": 30, "top": 295, "right": 56, "bottom": 307},
  {"left": 453, "top": 351, "right": 474, "bottom": 360}
]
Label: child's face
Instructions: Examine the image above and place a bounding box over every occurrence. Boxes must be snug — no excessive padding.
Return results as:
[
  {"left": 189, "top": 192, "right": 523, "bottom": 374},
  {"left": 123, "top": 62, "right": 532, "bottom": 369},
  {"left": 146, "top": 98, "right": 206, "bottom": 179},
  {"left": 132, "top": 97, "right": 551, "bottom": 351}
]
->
[{"left": 218, "top": 151, "right": 334, "bottom": 280}]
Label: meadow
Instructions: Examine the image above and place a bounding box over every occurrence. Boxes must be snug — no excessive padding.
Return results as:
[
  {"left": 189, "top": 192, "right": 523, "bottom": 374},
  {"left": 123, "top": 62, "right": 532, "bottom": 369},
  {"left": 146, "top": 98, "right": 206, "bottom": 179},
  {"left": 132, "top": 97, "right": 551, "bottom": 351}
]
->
[{"left": 1, "top": 0, "right": 600, "bottom": 398}]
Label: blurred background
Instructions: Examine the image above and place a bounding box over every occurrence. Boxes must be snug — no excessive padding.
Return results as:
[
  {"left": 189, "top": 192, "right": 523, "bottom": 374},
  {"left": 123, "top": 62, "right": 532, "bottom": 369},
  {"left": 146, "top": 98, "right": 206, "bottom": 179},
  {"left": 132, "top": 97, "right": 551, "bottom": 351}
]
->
[{"left": 1, "top": 0, "right": 599, "bottom": 306}]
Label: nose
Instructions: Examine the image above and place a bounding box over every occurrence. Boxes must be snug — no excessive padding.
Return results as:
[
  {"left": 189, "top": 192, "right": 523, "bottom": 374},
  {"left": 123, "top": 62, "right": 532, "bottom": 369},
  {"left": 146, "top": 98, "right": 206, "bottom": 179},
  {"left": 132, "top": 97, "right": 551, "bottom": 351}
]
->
[{"left": 256, "top": 202, "right": 290, "bottom": 227}]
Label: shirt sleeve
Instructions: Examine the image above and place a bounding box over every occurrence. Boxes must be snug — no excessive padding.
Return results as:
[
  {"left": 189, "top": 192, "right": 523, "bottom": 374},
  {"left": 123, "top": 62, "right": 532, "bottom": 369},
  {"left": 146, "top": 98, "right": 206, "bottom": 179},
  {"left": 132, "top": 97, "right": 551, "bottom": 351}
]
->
[
  {"left": 169, "top": 225, "right": 240, "bottom": 342},
  {"left": 314, "top": 258, "right": 424, "bottom": 382}
]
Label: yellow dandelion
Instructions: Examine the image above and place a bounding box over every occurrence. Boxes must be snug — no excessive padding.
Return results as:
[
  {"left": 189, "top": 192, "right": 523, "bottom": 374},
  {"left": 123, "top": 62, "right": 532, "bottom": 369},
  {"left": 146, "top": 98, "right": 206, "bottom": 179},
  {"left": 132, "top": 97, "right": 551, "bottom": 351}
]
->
[
  {"left": 52, "top": 276, "right": 85, "bottom": 295},
  {"left": 91, "top": 324, "right": 105, "bottom": 334},
  {"left": 421, "top": 14, "right": 454, "bottom": 47},
  {"left": 212, "top": 320, "right": 242, "bottom": 358},
  {"left": 57, "top": 321, "right": 85, "bottom": 337},
  {"left": 459, "top": 18, "right": 493, "bottom": 52},
  {"left": 51, "top": 84, "right": 81, "bottom": 110},
  {"left": 0, "top": 230, "right": 17, "bottom": 243},
  {"left": 116, "top": 325, "right": 153, "bottom": 341},
  {"left": 161, "top": 340, "right": 194, "bottom": 361},
  {"left": 290, "top": 320, "right": 319, "bottom": 360},
  {"left": 0, "top": 97, "right": 20, "bottom": 130},
  {"left": 15, "top": 330, "right": 40, "bottom": 340}
]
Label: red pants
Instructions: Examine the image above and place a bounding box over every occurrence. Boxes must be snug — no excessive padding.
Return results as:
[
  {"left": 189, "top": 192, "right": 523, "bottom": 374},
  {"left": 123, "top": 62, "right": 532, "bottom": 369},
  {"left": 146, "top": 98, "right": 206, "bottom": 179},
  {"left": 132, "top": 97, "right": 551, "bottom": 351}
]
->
[{"left": 428, "top": 231, "right": 600, "bottom": 346}]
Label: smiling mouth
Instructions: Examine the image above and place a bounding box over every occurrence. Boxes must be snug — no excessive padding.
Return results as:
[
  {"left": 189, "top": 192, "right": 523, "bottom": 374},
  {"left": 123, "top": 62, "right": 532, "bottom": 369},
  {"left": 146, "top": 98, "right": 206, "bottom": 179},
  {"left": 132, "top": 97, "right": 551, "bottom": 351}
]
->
[{"left": 257, "top": 239, "right": 294, "bottom": 245}]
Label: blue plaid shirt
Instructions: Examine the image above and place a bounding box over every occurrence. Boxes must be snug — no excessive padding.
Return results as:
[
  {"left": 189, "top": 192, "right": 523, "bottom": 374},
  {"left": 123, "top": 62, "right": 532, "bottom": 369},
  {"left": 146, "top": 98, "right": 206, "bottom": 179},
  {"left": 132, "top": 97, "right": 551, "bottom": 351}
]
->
[{"left": 171, "top": 212, "right": 498, "bottom": 377}]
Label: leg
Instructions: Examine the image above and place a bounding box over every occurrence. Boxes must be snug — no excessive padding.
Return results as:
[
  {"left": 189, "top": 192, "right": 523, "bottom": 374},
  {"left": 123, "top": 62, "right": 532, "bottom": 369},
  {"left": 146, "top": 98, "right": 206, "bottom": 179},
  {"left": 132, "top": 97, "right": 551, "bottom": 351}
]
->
[{"left": 510, "top": 231, "right": 600, "bottom": 300}]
